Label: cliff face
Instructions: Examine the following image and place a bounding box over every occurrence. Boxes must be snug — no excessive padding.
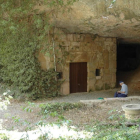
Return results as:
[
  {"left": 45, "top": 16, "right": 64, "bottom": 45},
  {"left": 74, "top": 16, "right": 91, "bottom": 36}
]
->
[{"left": 48, "top": 0, "right": 140, "bottom": 43}]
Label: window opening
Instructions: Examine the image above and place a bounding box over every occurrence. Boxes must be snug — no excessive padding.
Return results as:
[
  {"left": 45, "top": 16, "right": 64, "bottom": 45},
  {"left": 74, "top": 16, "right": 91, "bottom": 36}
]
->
[{"left": 96, "top": 69, "right": 100, "bottom": 76}]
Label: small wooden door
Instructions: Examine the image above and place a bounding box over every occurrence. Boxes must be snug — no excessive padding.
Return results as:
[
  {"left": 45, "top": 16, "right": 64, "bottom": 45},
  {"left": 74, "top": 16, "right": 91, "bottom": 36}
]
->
[{"left": 70, "top": 62, "right": 87, "bottom": 93}]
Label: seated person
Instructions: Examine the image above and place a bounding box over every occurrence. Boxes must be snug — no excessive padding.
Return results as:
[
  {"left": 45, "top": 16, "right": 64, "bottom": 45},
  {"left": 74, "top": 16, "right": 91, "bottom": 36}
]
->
[{"left": 114, "top": 81, "right": 128, "bottom": 97}]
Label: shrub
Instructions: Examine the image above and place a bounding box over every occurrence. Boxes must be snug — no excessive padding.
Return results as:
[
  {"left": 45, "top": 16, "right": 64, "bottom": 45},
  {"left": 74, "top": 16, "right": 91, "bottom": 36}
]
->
[
  {"left": 0, "top": 1, "right": 62, "bottom": 98},
  {"left": 40, "top": 102, "right": 83, "bottom": 115}
]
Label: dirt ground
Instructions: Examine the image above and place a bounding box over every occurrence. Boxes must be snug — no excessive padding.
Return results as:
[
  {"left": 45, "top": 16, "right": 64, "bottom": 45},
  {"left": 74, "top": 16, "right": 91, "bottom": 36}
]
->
[{"left": 1, "top": 89, "right": 140, "bottom": 132}]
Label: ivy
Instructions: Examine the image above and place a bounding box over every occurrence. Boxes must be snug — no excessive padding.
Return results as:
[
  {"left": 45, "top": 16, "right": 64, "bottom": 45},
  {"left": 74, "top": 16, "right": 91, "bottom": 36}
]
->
[{"left": 0, "top": 0, "right": 78, "bottom": 98}]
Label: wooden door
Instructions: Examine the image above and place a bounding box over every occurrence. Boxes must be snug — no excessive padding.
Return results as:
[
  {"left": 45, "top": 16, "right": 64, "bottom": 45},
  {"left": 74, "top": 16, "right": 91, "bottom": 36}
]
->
[{"left": 70, "top": 62, "right": 87, "bottom": 93}]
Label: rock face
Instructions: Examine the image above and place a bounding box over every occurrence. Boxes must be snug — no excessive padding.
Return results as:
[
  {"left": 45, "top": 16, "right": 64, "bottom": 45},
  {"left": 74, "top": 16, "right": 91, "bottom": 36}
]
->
[
  {"left": 117, "top": 66, "right": 140, "bottom": 92},
  {"left": 37, "top": 1, "right": 140, "bottom": 94},
  {"left": 51, "top": 0, "right": 140, "bottom": 43},
  {"left": 38, "top": 29, "right": 117, "bottom": 94}
]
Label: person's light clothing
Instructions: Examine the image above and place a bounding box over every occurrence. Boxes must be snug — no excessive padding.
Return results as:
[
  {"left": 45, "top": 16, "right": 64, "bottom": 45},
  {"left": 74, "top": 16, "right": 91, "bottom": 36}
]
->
[
  {"left": 121, "top": 84, "right": 128, "bottom": 95},
  {"left": 114, "top": 83, "right": 128, "bottom": 97}
]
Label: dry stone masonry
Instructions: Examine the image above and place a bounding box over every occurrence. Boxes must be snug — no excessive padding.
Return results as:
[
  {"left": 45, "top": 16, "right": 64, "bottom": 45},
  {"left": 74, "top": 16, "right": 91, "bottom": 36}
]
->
[
  {"left": 38, "top": 29, "right": 117, "bottom": 94},
  {"left": 37, "top": 0, "right": 140, "bottom": 94}
]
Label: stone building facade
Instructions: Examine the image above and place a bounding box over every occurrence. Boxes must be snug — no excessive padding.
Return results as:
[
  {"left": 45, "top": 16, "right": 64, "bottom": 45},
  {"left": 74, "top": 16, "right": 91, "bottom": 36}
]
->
[{"left": 38, "top": 29, "right": 117, "bottom": 95}]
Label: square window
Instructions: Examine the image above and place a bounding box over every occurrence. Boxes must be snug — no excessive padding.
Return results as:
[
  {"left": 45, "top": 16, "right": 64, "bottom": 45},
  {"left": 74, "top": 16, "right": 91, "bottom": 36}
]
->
[{"left": 96, "top": 69, "right": 100, "bottom": 76}]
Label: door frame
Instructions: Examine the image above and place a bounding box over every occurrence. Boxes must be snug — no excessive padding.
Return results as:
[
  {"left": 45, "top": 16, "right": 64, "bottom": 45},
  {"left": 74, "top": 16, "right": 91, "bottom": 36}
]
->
[{"left": 69, "top": 62, "right": 88, "bottom": 93}]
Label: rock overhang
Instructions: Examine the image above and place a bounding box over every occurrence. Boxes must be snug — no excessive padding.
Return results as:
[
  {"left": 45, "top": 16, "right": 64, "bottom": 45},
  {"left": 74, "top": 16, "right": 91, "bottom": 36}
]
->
[{"left": 40, "top": 0, "right": 140, "bottom": 44}]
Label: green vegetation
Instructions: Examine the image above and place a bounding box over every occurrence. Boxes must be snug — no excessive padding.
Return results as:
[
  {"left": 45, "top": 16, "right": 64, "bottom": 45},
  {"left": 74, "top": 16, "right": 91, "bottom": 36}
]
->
[
  {"left": 0, "top": 133, "right": 10, "bottom": 140},
  {"left": 41, "top": 102, "right": 83, "bottom": 114},
  {"left": 0, "top": 90, "right": 12, "bottom": 110},
  {"left": 39, "top": 104, "right": 140, "bottom": 140},
  {"left": 1, "top": 96, "right": 140, "bottom": 139},
  {"left": 0, "top": 0, "right": 140, "bottom": 139},
  {"left": 0, "top": 0, "right": 78, "bottom": 98},
  {"left": 40, "top": 102, "right": 83, "bottom": 116}
]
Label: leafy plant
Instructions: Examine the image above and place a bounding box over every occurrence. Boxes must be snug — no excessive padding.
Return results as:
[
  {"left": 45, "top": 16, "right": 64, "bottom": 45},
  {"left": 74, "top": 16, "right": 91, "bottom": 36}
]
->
[
  {"left": 0, "top": 0, "right": 78, "bottom": 98},
  {"left": 40, "top": 102, "right": 83, "bottom": 116},
  {"left": 22, "top": 102, "right": 35, "bottom": 113},
  {"left": 0, "top": 90, "right": 12, "bottom": 110},
  {"left": 0, "top": 133, "right": 10, "bottom": 140}
]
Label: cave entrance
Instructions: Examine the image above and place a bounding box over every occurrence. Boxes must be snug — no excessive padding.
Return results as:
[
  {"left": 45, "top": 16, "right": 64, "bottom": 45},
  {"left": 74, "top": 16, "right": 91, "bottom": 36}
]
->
[{"left": 116, "top": 42, "right": 140, "bottom": 87}]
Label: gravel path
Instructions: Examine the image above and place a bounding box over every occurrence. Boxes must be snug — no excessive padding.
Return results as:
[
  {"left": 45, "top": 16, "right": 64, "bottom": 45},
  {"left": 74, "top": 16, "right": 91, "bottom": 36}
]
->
[
  {"left": 0, "top": 88, "right": 140, "bottom": 134},
  {"left": 35, "top": 88, "right": 140, "bottom": 103},
  {"left": 45, "top": 88, "right": 119, "bottom": 103}
]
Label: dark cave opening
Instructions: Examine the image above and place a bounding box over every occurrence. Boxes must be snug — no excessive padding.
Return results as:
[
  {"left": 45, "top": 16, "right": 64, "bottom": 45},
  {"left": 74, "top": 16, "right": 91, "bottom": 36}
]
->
[
  {"left": 117, "top": 43, "right": 140, "bottom": 87},
  {"left": 117, "top": 43, "right": 140, "bottom": 71}
]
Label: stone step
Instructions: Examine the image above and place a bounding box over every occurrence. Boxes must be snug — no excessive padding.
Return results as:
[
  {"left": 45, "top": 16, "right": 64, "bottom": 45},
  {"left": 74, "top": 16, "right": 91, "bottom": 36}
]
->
[{"left": 80, "top": 96, "right": 140, "bottom": 107}]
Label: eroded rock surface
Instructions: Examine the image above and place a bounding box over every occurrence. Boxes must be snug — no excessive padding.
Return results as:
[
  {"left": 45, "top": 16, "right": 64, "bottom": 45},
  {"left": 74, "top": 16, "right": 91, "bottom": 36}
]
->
[{"left": 45, "top": 0, "right": 140, "bottom": 43}]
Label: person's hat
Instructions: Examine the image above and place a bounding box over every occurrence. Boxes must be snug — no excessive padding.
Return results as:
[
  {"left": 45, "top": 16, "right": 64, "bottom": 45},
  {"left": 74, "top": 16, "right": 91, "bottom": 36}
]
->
[{"left": 119, "top": 81, "right": 124, "bottom": 84}]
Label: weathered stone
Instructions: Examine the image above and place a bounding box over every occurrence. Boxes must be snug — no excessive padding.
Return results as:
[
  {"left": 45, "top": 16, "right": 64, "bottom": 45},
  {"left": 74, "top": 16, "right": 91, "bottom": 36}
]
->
[
  {"left": 67, "top": 34, "right": 74, "bottom": 42},
  {"left": 39, "top": 30, "right": 117, "bottom": 94},
  {"left": 69, "top": 52, "right": 76, "bottom": 61},
  {"left": 84, "top": 34, "right": 94, "bottom": 42},
  {"left": 96, "top": 45, "right": 102, "bottom": 52},
  {"left": 112, "top": 38, "right": 117, "bottom": 44},
  {"left": 59, "top": 41, "right": 70, "bottom": 47},
  {"left": 73, "top": 34, "right": 84, "bottom": 42},
  {"left": 59, "top": 34, "right": 67, "bottom": 42},
  {"left": 96, "top": 76, "right": 101, "bottom": 80},
  {"left": 56, "top": 50, "right": 62, "bottom": 58},
  {"left": 103, "top": 50, "right": 109, "bottom": 69},
  {"left": 104, "top": 69, "right": 110, "bottom": 74},
  {"left": 80, "top": 100, "right": 105, "bottom": 107},
  {"left": 71, "top": 42, "right": 80, "bottom": 48},
  {"left": 95, "top": 85, "right": 104, "bottom": 91},
  {"left": 50, "top": 55, "right": 54, "bottom": 62},
  {"left": 89, "top": 52, "right": 97, "bottom": 62},
  {"left": 69, "top": 42, "right": 81, "bottom": 51},
  {"left": 122, "top": 104, "right": 140, "bottom": 121},
  {"left": 104, "top": 74, "right": 112, "bottom": 82},
  {"left": 112, "top": 74, "right": 116, "bottom": 83},
  {"left": 49, "top": 62, "right": 54, "bottom": 69},
  {"left": 38, "top": 0, "right": 140, "bottom": 43},
  {"left": 109, "top": 53, "right": 116, "bottom": 69},
  {"left": 110, "top": 82, "right": 116, "bottom": 89},
  {"left": 100, "top": 69, "right": 104, "bottom": 76},
  {"left": 111, "top": 69, "right": 117, "bottom": 73},
  {"left": 69, "top": 45, "right": 75, "bottom": 51},
  {"left": 98, "top": 37, "right": 106, "bottom": 42},
  {"left": 81, "top": 42, "right": 92, "bottom": 52},
  {"left": 105, "top": 83, "right": 111, "bottom": 90},
  {"left": 75, "top": 45, "right": 82, "bottom": 52},
  {"left": 73, "top": 52, "right": 89, "bottom": 62},
  {"left": 56, "top": 64, "right": 63, "bottom": 72},
  {"left": 63, "top": 63, "right": 69, "bottom": 80},
  {"left": 90, "top": 43, "right": 97, "bottom": 51},
  {"left": 38, "top": 52, "right": 51, "bottom": 70},
  {"left": 104, "top": 42, "right": 111, "bottom": 51},
  {"left": 38, "top": 52, "right": 47, "bottom": 62},
  {"left": 88, "top": 62, "right": 96, "bottom": 70},
  {"left": 110, "top": 44, "right": 117, "bottom": 53},
  {"left": 97, "top": 53, "right": 104, "bottom": 68},
  {"left": 40, "top": 62, "right": 48, "bottom": 70},
  {"left": 88, "top": 78, "right": 96, "bottom": 92},
  {"left": 105, "top": 38, "right": 112, "bottom": 42},
  {"left": 61, "top": 81, "right": 69, "bottom": 95},
  {"left": 95, "top": 80, "right": 104, "bottom": 90},
  {"left": 88, "top": 71, "right": 95, "bottom": 79}
]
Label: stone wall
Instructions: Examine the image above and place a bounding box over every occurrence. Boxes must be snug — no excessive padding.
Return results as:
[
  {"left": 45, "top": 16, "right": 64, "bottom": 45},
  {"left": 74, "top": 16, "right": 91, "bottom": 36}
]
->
[{"left": 38, "top": 29, "right": 117, "bottom": 95}]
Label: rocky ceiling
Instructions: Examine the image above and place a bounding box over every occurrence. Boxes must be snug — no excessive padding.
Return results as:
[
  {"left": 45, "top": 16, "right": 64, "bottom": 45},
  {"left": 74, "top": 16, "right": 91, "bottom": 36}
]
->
[{"left": 40, "top": 0, "right": 140, "bottom": 44}]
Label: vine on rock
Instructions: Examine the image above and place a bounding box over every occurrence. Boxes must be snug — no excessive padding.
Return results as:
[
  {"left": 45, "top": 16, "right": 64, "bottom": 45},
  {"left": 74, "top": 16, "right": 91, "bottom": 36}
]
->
[{"left": 0, "top": 0, "right": 78, "bottom": 99}]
